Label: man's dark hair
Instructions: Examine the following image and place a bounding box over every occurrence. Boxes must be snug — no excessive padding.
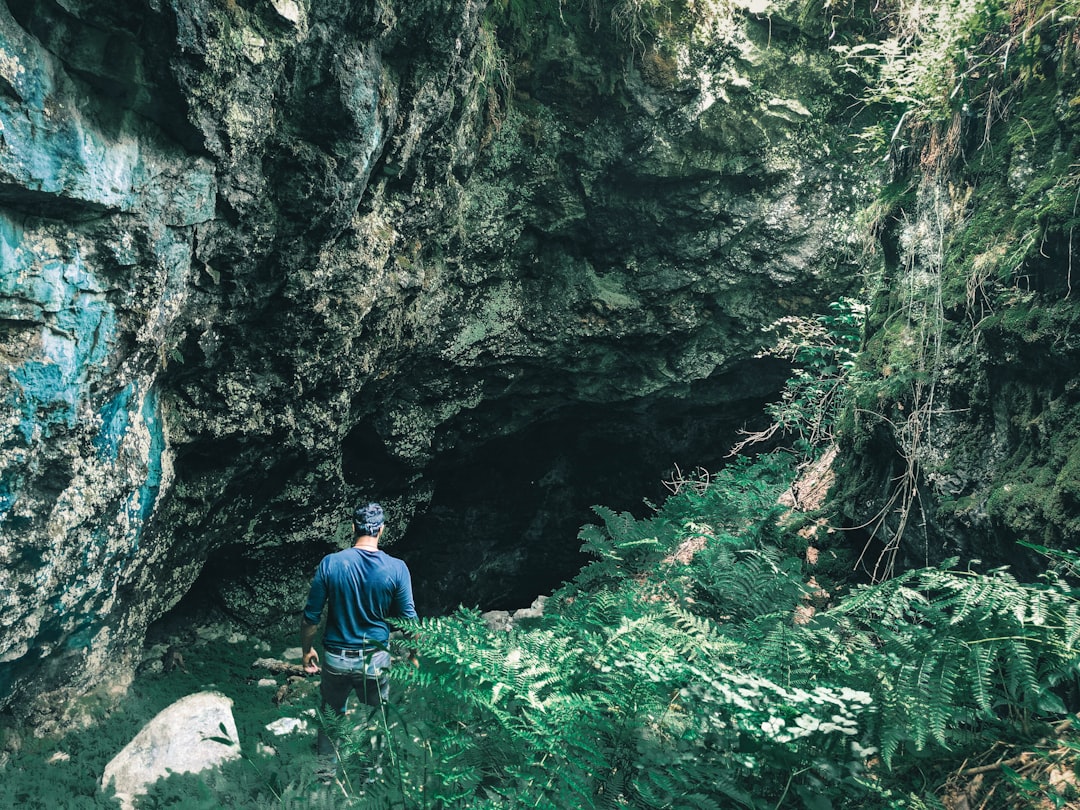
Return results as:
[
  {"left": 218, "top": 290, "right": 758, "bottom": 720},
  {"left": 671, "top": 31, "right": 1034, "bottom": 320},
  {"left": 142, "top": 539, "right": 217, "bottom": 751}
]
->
[{"left": 353, "top": 502, "right": 385, "bottom": 537}]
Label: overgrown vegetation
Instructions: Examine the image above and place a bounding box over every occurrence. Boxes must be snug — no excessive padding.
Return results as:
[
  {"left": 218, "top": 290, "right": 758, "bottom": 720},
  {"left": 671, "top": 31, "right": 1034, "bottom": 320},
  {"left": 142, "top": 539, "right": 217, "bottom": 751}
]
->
[
  {"left": 335, "top": 458, "right": 1078, "bottom": 808},
  {"left": 825, "top": 0, "right": 1080, "bottom": 571},
  {"left": 4, "top": 443, "right": 1075, "bottom": 807},
  {"left": 5, "top": 287, "right": 1077, "bottom": 807},
  {"left": 731, "top": 298, "right": 866, "bottom": 458}
]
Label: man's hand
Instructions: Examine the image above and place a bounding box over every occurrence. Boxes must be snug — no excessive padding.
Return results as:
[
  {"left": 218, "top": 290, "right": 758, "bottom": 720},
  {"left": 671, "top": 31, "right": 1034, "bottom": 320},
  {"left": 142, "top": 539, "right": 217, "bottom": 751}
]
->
[
  {"left": 303, "top": 648, "right": 320, "bottom": 674},
  {"left": 300, "top": 618, "right": 320, "bottom": 674}
]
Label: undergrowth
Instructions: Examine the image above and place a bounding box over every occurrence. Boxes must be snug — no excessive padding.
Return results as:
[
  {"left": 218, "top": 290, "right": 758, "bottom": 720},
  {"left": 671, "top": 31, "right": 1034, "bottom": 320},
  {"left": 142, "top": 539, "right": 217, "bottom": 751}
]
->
[
  {"left": 5, "top": 441, "right": 1075, "bottom": 808},
  {"left": 0, "top": 625, "right": 335, "bottom": 809},
  {"left": 370, "top": 453, "right": 1079, "bottom": 809}
]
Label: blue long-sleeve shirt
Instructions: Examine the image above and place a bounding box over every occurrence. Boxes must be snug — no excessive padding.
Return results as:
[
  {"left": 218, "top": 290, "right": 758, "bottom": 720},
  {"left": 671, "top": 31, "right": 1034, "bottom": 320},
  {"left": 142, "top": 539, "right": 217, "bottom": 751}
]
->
[{"left": 303, "top": 547, "right": 417, "bottom": 649}]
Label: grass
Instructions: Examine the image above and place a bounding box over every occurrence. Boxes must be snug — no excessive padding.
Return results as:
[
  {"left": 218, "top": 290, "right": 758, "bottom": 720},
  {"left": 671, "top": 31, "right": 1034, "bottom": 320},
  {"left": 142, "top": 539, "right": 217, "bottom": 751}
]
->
[{"left": 0, "top": 617, "right": 355, "bottom": 809}]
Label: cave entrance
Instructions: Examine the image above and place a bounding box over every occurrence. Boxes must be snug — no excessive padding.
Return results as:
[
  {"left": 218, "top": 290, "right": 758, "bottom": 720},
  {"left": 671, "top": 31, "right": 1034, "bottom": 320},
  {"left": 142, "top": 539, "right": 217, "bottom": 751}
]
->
[{"left": 395, "top": 358, "right": 790, "bottom": 614}]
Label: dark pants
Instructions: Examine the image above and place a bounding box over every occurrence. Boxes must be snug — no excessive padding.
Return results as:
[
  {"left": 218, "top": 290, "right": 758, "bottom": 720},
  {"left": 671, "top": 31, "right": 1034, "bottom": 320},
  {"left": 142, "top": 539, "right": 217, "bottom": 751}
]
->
[{"left": 317, "top": 648, "right": 391, "bottom": 759}]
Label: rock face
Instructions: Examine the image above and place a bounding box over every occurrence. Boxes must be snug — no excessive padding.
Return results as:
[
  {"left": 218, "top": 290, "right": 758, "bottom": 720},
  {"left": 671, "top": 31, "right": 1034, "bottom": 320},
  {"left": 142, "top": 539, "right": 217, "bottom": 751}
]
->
[
  {"left": 101, "top": 691, "right": 241, "bottom": 810},
  {"left": 0, "top": 0, "right": 214, "bottom": 722},
  {"left": 830, "top": 17, "right": 1080, "bottom": 577},
  {"left": 0, "top": 0, "right": 866, "bottom": 718}
]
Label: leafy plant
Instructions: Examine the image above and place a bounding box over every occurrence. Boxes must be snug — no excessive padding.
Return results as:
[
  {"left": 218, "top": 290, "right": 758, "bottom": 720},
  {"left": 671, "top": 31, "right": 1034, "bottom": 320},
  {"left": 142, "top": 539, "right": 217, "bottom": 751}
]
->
[
  {"left": 341, "top": 457, "right": 1078, "bottom": 808},
  {"left": 290, "top": 448, "right": 1072, "bottom": 809},
  {"left": 829, "top": 0, "right": 1080, "bottom": 163},
  {"left": 731, "top": 298, "right": 866, "bottom": 458}
]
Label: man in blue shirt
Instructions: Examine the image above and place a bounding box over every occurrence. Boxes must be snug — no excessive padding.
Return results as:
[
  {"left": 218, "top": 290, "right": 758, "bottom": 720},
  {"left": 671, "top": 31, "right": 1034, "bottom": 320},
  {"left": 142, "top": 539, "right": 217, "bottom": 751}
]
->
[{"left": 301, "top": 502, "right": 417, "bottom": 758}]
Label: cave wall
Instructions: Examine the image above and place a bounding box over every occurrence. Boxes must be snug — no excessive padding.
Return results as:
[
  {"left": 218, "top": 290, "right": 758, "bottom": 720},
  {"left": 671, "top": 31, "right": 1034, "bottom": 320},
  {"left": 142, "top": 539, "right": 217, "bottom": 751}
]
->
[
  {"left": 0, "top": 0, "right": 214, "bottom": 720},
  {"left": 0, "top": 0, "right": 868, "bottom": 722},
  {"left": 832, "top": 17, "right": 1080, "bottom": 577}
]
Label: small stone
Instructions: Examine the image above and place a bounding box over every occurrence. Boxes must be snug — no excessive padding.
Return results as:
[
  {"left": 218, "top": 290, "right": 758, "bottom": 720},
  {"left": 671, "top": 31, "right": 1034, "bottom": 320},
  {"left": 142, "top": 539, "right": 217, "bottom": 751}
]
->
[
  {"left": 265, "top": 717, "right": 307, "bottom": 736},
  {"left": 481, "top": 610, "right": 512, "bottom": 632}
]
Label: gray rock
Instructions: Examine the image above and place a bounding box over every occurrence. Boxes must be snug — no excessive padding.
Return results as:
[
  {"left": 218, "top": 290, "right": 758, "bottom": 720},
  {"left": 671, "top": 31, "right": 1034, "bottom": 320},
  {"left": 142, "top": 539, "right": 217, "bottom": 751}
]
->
[
  {"left": 481, "top": 610, "right": 513, "bottom": 632},
  {"left": 100, "top": 692, "right": 241, "bottom": 810}
]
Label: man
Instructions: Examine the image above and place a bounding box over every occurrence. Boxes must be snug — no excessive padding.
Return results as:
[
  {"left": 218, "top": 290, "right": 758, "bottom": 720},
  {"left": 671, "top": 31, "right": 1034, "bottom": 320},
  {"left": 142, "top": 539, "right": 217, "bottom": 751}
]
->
[{"left": 301, "top": 502, "right": 417, "bottom": 759}]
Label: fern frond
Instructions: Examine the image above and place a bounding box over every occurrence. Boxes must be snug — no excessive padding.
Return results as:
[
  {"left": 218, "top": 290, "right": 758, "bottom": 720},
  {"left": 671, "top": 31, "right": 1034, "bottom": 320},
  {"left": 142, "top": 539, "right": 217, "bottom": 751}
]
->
[
  {"left": 967, "top": 642, "right": 996, "bottom": 715},
  {"left": 814, "top": 560, "right": 1080, "bottom": 771},
  {"left": 1001, "top": 636, "right": 1040, "bottom": 701},
  {"left": 658, "top": 602, "right": 744, "bottom": 660}
]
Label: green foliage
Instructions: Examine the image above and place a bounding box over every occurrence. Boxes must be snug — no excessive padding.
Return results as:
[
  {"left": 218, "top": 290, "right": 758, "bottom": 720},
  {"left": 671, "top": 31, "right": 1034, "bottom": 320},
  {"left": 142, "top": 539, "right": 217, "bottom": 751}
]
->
[
  {"left": 485, "top": 0, "right": 682, "bottom": 49},
  {"left": 385, "top": 602, "right": 875, "bottom": 808},
  {"left": 0, "top": 628, "right": 332, "bottom": 809},
  {"left": 485, "top": 0, "right": 566, "bottom": 37},
  {"left": 2, "top": 456, "right": 1077, "bottom": 808},
  {"left": 829, "top": 0, "right": 1080, "bottom": 159},
  {"left": 734, "top": 298, "right": 866, "bottom": 458},
  {"left": 321, "top": 459, "right": 1080, "bottom": 809},
  {"left": 829, "top": 0, "right": 1080, "bottom": 563},
  {"left": 609, "top": 0, "right": 676, "bottom": 52},
  {"left": 831, "top": 0, "right": 989, "bottom": 123},
  {"left": 821, "top": 561, "right": 1080, "bottom": 767},
  {"left": 483, "top": 0, "right": 620, "bottom": 58}
]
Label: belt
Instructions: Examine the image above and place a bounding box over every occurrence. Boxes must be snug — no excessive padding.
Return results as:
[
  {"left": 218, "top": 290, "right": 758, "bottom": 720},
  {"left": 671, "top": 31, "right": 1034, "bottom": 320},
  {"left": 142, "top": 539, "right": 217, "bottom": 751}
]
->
[{"left": 325, "top": 646, "right": 378, "bottom": 658}]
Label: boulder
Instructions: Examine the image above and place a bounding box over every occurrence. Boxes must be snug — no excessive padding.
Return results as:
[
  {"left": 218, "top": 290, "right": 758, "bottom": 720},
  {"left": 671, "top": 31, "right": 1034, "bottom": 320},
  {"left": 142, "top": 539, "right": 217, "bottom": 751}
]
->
[
  {"left": 101, "top": 692, "right": 241, "bottom": 810},
  {"left": 481, "top": 610, "right": 512, "bottom": 632},
  {"left": 484, "top": 595, "right": 548, "bottom": 632}
]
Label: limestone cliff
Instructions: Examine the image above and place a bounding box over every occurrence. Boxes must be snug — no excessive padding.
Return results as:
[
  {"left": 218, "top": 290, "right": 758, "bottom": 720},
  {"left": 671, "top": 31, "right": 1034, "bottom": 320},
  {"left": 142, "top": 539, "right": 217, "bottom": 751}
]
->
[{"left": 0, "top": 0, "right": 864, "bottom": 722}]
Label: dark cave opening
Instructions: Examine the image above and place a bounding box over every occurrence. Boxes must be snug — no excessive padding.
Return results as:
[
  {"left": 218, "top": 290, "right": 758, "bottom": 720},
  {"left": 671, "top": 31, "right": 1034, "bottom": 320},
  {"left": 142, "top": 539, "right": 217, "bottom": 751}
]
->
[{"left": 395, "top": 358, "right": 792, "bottom": 615}]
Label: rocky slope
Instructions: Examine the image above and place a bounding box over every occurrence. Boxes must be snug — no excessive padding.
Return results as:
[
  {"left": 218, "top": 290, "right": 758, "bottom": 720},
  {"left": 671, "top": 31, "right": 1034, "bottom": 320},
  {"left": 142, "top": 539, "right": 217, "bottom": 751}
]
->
[{"left": 0, "top": 0, "right": 866, "bottom": 723}]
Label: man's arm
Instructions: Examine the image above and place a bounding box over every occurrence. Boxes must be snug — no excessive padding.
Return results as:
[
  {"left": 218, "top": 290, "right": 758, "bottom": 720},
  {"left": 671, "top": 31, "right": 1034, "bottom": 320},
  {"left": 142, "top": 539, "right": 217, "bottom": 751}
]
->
[
  {"left": 393, "top": 563, "right": 418, "bottom": 620},
  {"left": 301, "top": 564, "right": 326, "bottom": 674},
  {"left": 301, "top": 618, "right": 320, "bottom": 674},
  {"left": 393, "top": 563, "right": 419, "bottom": 666}
]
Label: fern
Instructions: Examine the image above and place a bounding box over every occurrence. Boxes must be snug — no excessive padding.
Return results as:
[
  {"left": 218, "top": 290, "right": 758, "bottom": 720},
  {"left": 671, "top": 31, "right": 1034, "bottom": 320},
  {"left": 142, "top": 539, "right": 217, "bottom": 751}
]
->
[
  {"left": 690, "top": 545, "right": 806, "bottom": 625},
  {"left": 802, "top": 561, "right": 1080, "bottom": 767},
  {"left": 311, "top": 452, "right": 1080, "bottom": 809}
]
